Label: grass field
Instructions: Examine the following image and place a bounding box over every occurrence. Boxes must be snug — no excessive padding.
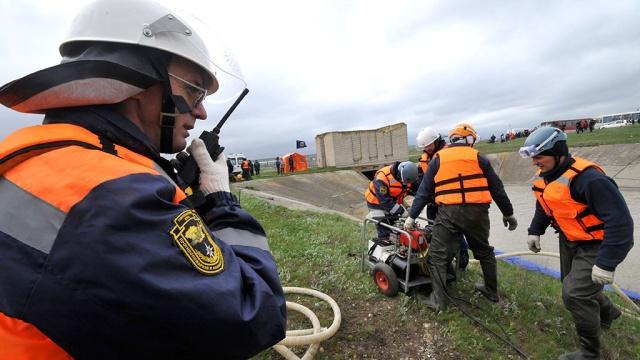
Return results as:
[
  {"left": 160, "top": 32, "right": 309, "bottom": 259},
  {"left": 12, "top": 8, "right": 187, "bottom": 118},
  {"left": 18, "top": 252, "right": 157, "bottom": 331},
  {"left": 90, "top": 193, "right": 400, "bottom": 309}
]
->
[
  {"left": 409, "top": 125, "right": 640, "bottom": 162},
  {"left": 241, "top": 195, "right": 640, "bottom": 359}
]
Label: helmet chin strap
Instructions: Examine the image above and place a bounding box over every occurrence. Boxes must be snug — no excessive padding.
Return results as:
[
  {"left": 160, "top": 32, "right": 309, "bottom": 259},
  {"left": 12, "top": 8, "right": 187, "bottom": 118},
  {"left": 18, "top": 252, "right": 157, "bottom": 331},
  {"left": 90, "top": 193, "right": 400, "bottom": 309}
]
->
[{"left": 159, "top": 80, "right": 192, "bottom": 153}]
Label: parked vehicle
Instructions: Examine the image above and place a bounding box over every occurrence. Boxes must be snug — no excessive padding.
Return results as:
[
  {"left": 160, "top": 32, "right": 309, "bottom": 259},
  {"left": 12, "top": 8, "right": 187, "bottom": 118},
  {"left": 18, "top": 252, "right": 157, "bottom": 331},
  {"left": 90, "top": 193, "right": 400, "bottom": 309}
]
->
[
  {"left": 227, "top": 153, "right": 246, "bottom": 174},
  {"left": 599, "top": 120, "right": 630, "bottom": 129}
]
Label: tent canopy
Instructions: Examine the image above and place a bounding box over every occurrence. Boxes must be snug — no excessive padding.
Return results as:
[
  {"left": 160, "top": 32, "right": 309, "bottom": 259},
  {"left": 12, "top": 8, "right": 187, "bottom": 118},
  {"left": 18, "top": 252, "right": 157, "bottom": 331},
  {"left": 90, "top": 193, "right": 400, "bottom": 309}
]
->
[{"left": 282, "top": 152, "right": 308, "bottom": 173}]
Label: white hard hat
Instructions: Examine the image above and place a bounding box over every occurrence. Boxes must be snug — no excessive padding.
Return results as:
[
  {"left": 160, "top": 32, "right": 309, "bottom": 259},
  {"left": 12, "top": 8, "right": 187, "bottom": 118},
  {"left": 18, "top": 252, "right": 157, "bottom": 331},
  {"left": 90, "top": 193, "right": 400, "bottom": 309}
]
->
[
  {"left": 0, "top": 0, "right": 245, "bottom": 113},
  {"left": 62, "top": 0, "right": 229, "bottom": 94},
  {"left": 416, "top": 127, "right": 440, "bottom": 149}
]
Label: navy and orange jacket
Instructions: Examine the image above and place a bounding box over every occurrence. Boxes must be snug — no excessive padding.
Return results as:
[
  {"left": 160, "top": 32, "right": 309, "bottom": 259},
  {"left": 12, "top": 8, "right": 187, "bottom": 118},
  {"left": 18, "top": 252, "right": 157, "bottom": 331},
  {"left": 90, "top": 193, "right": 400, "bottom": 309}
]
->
[
  {"left": 0, "top": 106, "right": 286, "bottom": 359},
  {"left": 409, "top": 144, "right": 513, "bottom": 219},
  {"left": 532, "top": 157, "right": 605, "bottom": 241},
  {"left": 365, "top": 162, "right": 409, "bottom": 211},
  {"left": 528, "top": 155, "right": 633, "bottom": 271}
]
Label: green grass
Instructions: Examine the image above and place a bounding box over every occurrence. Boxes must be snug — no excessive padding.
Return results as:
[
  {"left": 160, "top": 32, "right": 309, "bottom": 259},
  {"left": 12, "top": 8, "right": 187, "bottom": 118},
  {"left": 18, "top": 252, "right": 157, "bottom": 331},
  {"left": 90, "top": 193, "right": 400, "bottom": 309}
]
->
[
  {"left": 409, "top": 125, "right": 640, "bottom": 161},
  {"left": 240, "top": 194, "right": 640, "bottom": 359}
]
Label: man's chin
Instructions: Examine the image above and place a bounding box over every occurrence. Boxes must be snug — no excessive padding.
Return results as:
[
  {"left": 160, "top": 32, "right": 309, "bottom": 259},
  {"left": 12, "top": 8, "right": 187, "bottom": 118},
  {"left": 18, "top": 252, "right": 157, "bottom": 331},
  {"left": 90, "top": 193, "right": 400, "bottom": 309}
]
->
[{"left": 171, "top": 140, "right": 188, "bottom": 154}]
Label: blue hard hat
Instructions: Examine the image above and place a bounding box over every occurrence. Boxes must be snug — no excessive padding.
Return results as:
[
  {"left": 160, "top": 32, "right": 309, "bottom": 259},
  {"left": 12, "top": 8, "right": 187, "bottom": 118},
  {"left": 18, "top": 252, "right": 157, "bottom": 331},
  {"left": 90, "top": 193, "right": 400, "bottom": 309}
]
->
[
  {"left": 398, "top": 161, "right": 418, "bottom": 184},
  {"left": 519, "top": 127, "right": 567, "bottom": 158}
]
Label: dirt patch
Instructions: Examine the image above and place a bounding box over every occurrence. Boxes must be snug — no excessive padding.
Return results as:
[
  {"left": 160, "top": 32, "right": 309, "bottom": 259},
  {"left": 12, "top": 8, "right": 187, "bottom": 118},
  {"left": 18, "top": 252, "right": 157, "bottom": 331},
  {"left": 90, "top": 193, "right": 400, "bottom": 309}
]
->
[{"left": 278, "top": 291, "right": 462, "bottom": 360}]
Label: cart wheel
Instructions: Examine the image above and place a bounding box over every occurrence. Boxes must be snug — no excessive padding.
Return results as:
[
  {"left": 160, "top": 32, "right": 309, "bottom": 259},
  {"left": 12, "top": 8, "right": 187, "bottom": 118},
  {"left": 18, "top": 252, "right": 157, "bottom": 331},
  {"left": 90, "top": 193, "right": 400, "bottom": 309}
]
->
[{"left": 373, "top": 263, "right": 399, "bottom": 297}]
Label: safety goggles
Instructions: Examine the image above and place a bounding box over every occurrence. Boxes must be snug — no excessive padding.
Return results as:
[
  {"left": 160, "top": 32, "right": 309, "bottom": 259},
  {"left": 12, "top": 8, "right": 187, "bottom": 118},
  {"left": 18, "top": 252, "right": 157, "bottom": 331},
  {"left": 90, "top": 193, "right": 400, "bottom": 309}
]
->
[
  {"left": 168, "top": 72, "right": 208, "bottom": 109},
  {"left": 518, "top": 129, "right": 560, "bottom": 158}
]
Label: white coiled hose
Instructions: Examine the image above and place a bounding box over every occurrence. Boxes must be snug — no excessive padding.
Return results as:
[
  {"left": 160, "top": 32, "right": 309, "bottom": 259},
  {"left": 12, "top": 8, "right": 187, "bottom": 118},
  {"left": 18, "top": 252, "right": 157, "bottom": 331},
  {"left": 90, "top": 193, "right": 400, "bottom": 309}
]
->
[{"left": 272, "top": 287, "right": 342, "bottom": 360}]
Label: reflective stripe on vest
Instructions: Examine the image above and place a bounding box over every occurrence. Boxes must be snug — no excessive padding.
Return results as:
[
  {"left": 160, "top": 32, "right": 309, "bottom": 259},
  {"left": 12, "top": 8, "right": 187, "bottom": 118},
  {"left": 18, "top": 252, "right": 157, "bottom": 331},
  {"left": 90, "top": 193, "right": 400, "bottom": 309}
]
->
[
  {"left": 419, "top": 152, "right": 429, "bottom": 173},
  {"left": 531, "top": 157, "right": 605, "bottom": 241},
  {"left": 433, "top": 146, "right": 492, "bottom": 205},
  {"left": 364, "top": 165, "right": 406, "bottom": 206},
  {"left": 0, "top": 123, "right": 187, "bottom": 355}
]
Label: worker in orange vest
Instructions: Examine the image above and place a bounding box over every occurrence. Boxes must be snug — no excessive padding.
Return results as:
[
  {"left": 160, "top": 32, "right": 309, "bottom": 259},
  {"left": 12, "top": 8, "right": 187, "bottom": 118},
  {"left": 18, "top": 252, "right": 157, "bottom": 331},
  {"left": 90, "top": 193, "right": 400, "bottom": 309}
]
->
[
  {"left": 241, "top": 158, "right": 251, "bottom": 180},
  {"left": 520, "top": 127, "right": 632, "bottom": 359},
  {"left": 0, "top": 0, "right": 285, "bottom": 358},
  {"left": 413, "top": 127, "right": 469, "bottom": 270},
  {"left": 365, "top": 161, "right": 418, "bottom": 241},
  {"left": 406, "top": 122, "right": 517, "bottom": 310}
]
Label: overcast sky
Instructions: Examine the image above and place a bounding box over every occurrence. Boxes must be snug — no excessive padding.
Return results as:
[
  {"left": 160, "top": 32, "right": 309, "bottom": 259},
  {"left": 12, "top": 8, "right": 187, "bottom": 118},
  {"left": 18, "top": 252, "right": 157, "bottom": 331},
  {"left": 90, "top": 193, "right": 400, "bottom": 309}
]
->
[{"left": 1, "top": 0, "right": 640, "bottom": 159}]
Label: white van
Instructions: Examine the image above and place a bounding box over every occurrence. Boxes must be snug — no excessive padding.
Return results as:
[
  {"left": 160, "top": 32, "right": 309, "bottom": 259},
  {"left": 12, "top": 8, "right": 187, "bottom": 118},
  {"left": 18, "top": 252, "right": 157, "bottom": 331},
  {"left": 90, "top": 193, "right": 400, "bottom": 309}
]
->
[
  {"left": 227, "top": 153, "right": 246, "bottom": 174},
  {"left": 599, "top": 120, "right": 630, "bottom": 129}
]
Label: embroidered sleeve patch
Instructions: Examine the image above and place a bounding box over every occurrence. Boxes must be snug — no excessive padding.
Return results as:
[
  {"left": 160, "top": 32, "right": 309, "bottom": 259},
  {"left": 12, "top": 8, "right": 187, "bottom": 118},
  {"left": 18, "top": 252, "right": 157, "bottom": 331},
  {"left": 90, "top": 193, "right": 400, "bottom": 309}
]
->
[
  {"left": 170, "top": 210, "right": 224, "bottom": 275},
  {"left": 378, "top": 185, "right": 388, "bottom": 195}
]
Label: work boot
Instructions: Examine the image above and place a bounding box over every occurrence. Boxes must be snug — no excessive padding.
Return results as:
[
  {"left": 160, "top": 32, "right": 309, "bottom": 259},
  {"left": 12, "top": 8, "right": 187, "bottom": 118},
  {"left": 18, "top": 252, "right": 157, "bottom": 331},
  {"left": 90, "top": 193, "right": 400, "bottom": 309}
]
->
[
  {"left": 600, "top": 305, "right": 622, "bottom": 330},
  {"left": 558, "top": 326, "right": 600, "bottom": 359},
  {"left": 418, "top": 291, "right": 447, "bottom": 312},
  {"left": 474, "top": 261, "right": 499, "bottom": 302},
  {"left": 424, "top": 260, "right": 449, "bottom": 311}
]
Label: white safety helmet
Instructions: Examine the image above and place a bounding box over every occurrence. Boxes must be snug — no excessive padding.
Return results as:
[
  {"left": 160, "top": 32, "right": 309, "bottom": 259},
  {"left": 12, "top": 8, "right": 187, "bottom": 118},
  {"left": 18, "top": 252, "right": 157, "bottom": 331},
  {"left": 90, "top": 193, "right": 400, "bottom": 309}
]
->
[
  {"left": 0, "top": 0, "right": 245, "bottom": 113},
  {"left": 416, "top": 127, "right": 441, "bottom": 149}
]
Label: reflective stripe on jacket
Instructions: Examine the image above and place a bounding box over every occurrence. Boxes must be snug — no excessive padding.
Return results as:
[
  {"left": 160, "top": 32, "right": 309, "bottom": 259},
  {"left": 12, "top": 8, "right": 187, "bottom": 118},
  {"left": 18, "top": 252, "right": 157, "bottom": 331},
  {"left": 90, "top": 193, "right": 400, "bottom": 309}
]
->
[
  {"left": 433, "top": 146, "right": 492, "bottom": 205},
  {"left": 532, "top": 157, "right": 605, "bottom": 241},
  {"left": 365, "top": 165, "right": 407, "bottom": 206}
]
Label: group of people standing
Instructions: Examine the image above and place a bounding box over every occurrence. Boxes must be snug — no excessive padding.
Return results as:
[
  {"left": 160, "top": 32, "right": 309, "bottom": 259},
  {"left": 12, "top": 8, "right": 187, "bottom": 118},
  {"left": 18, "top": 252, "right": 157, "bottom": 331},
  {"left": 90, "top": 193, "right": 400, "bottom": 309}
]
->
[
  {"left": 365, "top": 122, "right": 633, "bottom": 359},
  {"left": 275, "top": 156, "right": 295, "bottom": 175},
  {"left": 575, "top": 119, "right": 596, "bottom": 133},
  {"left": 240, "top": 158, "right": 260, "bottom": 180}
]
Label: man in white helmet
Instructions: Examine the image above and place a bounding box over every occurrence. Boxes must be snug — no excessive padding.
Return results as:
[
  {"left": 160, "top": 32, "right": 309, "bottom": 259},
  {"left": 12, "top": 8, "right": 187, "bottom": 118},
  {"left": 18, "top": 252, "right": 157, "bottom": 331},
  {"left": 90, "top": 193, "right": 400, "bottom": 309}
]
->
[
  {"left": 414, "top": 127, "right": 447, "bottom": 220},
  {"left": 407, "top": 122, "right": 517, "bottom": 310},
  {"left": 409, "top": 127, "right": 469, "bottom": 270},
  {"left": 0, "top": 1, "right": 286, "bottom": 358}
]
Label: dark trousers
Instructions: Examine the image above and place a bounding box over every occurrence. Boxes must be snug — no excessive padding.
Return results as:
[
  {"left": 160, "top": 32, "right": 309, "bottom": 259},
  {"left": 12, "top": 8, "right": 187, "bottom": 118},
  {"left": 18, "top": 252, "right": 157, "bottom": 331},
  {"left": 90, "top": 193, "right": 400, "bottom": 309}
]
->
[
  {"left": 428, "top": 204, "right": 494, "bottom": 305},
  {"left": 559, "top": 235, "right": 613, "bottom": 330},
  {"left": 242, "top": 169, "right": 251, "bottom": 180},
  {"left": 367, "top": 207, "right": 398, "bottom": 240}
]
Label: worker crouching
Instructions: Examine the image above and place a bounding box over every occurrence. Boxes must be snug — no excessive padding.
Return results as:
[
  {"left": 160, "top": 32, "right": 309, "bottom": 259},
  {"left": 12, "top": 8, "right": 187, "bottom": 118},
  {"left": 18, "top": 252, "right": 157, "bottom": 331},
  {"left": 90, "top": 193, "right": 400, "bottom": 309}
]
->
[{"left": 365, "top": 161, "right": 418, "bottom": 241}]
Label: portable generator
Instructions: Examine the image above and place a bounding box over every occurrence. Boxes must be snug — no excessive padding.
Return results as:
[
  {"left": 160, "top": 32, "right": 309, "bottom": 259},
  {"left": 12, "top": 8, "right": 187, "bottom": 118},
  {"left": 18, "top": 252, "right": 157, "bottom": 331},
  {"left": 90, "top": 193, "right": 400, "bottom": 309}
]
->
[{"left": 361, "top": 217, "right": 459, "bottom": 297}]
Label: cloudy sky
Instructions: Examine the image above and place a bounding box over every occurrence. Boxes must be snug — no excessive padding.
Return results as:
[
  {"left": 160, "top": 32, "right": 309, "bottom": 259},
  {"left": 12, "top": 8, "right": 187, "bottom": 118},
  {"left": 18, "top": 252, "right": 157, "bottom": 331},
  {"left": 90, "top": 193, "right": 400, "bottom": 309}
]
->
[{"left": 1, "top": 0, "right": 640, "bottom": 159}]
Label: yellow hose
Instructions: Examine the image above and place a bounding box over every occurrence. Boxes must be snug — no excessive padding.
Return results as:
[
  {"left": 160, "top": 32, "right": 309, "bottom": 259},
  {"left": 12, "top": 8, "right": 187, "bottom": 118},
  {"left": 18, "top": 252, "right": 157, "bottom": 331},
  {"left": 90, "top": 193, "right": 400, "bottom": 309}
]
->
[{"left": 272, "top": 287, "right": 342, "bottom": 360}]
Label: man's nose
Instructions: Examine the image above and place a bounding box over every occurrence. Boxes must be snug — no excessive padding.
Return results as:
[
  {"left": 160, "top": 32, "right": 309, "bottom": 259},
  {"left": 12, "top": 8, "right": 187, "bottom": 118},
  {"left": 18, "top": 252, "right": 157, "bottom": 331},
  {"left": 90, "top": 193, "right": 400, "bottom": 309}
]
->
[{"left": 193, "top": 102, "right": 208, "bottom": 120}]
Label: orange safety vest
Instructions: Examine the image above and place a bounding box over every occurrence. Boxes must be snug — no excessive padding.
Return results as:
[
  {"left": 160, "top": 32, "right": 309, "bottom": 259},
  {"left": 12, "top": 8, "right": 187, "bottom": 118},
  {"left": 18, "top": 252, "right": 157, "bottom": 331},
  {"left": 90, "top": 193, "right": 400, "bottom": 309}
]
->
[
  {"left": 365, "top": 165, "right": 407, "bottom": 206},
  {"left": 419, "top": 152, "right": 429, "bottom": 173},
  {"left": 433, "top": 146, "right": 492, "bottom": 205},
  {"left": 532, "top": 157, "right": 605, "bottom": 241},
  {"left": 241, "top": 160, "right": 250, "bottom": 169},
  {"left": 0, "top": 124, "right": 186, "bottom": 358}
]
